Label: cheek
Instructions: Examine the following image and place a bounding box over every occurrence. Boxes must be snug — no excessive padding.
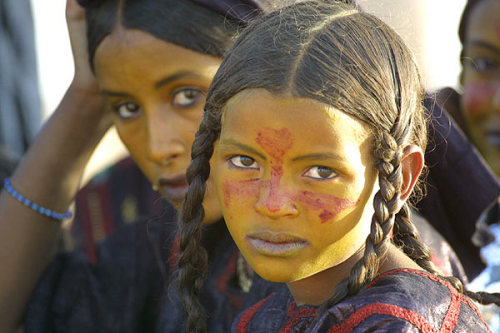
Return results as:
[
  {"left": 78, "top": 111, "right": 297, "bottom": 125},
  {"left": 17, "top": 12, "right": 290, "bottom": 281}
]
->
[
  {"left": 462, "top": 81, "right": 499, "bottom": 116},
  {"left": 293, "top": 191, "right": 357, "bottom": 223},
  {"left": 222, "top": 179, "right": 259, "bottom": 218},
  {"left": 184, "top": 112, "right": 205, "bottom": 141},
  {"left": 222, "top": 177, "right": 358, "bottom": 224},
  {"left": 116, "top": 125, "right": 143, "bottom": 157},
  {"left": 115, "top": 123, "right": 152, "bottom": 172}
]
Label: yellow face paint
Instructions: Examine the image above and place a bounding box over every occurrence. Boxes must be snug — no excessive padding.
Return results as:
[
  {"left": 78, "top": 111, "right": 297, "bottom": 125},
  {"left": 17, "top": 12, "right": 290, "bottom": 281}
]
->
[{"left": 213, "top": 89, "right": 379, "bottom": 282}]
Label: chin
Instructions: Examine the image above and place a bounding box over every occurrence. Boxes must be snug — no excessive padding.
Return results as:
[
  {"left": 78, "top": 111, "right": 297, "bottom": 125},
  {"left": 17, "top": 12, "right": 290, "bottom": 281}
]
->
[
  {"left": 255, "top": 269, "right": 292, "bottom": 283},
  {"left": 249, "top": 259, "right": 304, "bottom": 283}
]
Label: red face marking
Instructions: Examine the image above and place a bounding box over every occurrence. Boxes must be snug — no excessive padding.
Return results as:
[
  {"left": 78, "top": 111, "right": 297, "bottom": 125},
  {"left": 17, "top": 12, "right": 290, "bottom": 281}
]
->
[
  {"left": 223, "top": 179, "right": 259, "bottom": 207},
  {"left": 463, "top": 81, "right": 500, "bottom": 116},
  {"left": 223, "top": 127, "right": 357, "bottom": 223},
  {"left": 293, "top": 191, "right": 357, "bottom": 223},
  {"left": 256, "top": 128, "right": 294, "bottom": 213}
]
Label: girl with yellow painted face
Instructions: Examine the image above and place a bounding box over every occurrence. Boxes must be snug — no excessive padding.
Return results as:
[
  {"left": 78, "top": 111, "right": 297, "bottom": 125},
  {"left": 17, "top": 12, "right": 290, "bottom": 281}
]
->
[{"left": 178, "top": 1, "right": 500, "bottom": 331}]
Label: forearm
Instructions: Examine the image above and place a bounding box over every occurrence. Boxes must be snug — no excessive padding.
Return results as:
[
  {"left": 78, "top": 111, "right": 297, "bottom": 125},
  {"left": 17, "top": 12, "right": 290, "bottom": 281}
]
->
[{"left": 0, "top": 83, "right": 110, "bottom": 330}]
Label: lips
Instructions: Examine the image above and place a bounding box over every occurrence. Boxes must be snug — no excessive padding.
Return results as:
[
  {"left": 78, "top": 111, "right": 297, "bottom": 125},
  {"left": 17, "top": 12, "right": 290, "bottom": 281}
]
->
[
  {"left": 246, "top": 231, "right": 308, "bottom": 256},
  {"left": 158, "top": 174, "right": 189, "bottom": 203}
]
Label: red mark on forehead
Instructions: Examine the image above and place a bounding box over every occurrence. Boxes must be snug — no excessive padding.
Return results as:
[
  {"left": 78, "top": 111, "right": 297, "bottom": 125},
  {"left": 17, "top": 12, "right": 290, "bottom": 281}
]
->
[
  {"left": 463, "top": 81, "right": 500, "bottom": 116},
  {"left": 256, "top": 127, "right": 294, "bottom": 159},
  {"left": 294, "top": 191, "right": 357, "bottom": 223}
]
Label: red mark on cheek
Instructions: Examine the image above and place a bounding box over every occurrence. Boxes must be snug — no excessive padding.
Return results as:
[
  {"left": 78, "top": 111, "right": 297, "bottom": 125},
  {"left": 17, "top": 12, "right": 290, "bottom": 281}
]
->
[
  {"left": 223, "top": 179, "right": 259, "bottom": 207},
  {"left": 463, "top": 81, "right": 500, "bottom": 116},
  {"left": 294, "top": 191, "right": 357, "bottom": 223},
  {"left": 255, "top": 128, "right": 295, "bottom": 212}
]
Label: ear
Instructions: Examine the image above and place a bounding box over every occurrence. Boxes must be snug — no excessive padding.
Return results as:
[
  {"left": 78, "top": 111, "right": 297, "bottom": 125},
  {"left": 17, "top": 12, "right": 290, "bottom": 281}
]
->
[{"left": 399, "top": 144, "right": 424, "bottom": 205}]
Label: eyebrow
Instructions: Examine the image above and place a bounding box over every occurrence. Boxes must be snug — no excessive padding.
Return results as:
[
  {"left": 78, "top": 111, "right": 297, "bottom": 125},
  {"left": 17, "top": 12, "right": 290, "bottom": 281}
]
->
[
  {"left": 154, "top": 71, "right": 206, "bottom": 89},
  {"left": 291, "top": 152, "right": 345, "bottom": 163},
  {"left": 466, "top": 40, "right": 500, "bottom": 55},
  {"left": 100, "top": 90, "right": 132, "bottom": 98},
  {"left": 217, "top": 139, "right": 266, "bottom": 160},
  {"left": 100, "top": 71, "right": 206, "bottom": 98}
]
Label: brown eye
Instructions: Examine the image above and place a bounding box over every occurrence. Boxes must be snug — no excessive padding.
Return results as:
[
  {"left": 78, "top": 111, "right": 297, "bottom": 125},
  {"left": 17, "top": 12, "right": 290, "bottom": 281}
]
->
[
  {"left": 229, "top": 155, "right": 259, "bottom": 169},
  {"left": 113, "top": 102, "right": 141, "bottom": 120},
  {"left": 172, "top": 88, "right": 204, "bottom": 108},
  {"left": 304, "top": 166, "right": 336, "bottom": 180}
]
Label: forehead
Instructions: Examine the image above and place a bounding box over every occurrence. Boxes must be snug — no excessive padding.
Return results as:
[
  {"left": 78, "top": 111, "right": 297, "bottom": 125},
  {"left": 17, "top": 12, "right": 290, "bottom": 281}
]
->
[
  {"left": 466, "top": 0, "right": 500, "bottom": 41},
  {"left": 93, "top": 29, "right": 221, "bottom": 87},
  {"left": 221, "top": 89, "right": 371, "bottom": 151}
]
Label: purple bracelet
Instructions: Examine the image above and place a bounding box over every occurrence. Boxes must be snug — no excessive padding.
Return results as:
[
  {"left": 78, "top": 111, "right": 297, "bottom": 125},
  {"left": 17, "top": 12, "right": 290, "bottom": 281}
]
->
[{"left": 3, "top": 178, "right": 72, "bottom": 221}]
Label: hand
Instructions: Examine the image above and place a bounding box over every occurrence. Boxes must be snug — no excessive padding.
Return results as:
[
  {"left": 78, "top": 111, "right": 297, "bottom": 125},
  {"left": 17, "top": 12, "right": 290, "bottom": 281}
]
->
[
  {"left": 65, "top": 0, "right": 113, "bottom": 129},
  {"left": 65, "top": 0, "right": 100, "bottom": 96}
]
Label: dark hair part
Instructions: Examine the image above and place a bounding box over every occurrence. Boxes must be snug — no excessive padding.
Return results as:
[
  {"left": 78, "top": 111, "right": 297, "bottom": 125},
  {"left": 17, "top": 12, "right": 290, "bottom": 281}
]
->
[
  {"left": 85, "top": 0, "right": 243, "bottom": 70},
  {"left": 177, "top": 0, "right": 499, "bottom": 331}
]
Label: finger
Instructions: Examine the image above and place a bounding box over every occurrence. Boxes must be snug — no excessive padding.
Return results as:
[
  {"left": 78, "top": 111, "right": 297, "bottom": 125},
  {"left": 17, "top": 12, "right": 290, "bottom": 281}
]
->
[{"left": 66, "top": 0, "right": 85, "bottom": 23}]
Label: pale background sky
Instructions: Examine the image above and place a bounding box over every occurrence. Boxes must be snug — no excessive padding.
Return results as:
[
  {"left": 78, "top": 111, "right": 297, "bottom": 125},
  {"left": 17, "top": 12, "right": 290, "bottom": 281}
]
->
[{"left": 30, "top": 0, "right": 467, "bottom": 182}]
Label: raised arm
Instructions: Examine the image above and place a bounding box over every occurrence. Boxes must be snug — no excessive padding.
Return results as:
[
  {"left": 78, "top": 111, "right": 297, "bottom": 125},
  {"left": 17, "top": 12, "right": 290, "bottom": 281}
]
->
[{"left": 0, "top": 1, "right": 112, "bottom": 330}]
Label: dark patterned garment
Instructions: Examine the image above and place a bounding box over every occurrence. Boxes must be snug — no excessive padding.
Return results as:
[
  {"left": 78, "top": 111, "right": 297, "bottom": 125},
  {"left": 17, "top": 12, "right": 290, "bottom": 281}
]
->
[
  {"left": 233, "top": 269, "right": 492, "bottom": 333},
  {"left": 24, "top": 218, "right": 282, "bottom": 332},
  {"left": 418, "top": 95, "right": 500, "bottom": 279},
  {"left": 69, "top": 157, "right": 169, "bottom": 263}
]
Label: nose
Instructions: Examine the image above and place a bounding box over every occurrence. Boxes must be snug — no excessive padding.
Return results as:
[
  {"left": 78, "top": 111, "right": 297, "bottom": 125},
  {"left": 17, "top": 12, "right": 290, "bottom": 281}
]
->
[
  {"left": 253, "top": 178, "right": 298, "bottom": 219},
  {"left": 146, "top": 110, "right": 186, "bottom": 165}
]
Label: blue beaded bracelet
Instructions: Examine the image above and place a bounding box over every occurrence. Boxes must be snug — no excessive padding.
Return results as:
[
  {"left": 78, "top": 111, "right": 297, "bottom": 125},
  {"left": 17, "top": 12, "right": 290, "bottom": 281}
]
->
[{"left": 3, "top": 178, "right": 72, "bottom": 221}]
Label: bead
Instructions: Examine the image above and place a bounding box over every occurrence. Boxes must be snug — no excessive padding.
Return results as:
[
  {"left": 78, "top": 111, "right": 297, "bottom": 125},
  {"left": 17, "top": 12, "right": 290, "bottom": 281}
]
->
[{"left": 3, "top": 178, "right": 72, "bottom": 221}]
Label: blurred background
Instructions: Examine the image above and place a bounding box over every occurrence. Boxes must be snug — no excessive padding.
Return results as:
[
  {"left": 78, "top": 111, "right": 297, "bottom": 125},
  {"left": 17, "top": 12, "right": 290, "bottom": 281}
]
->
[{"left": 27, "top": 0, "right": 466, "bottom": 182}]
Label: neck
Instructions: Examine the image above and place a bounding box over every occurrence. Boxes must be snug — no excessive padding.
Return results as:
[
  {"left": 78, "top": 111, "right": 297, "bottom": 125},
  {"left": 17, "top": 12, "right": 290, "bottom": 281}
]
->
[
  {"left": 287, "top": 246, "right": 364, "bottom": 306},
  {"left": 287, "top": 243, "right": 420, "bottom": 306}
]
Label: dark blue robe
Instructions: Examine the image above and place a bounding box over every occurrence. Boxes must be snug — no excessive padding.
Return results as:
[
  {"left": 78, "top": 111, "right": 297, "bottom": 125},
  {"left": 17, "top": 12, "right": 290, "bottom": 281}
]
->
[{"left": 233, "top": 268, "right": 492, "bottom": 332}]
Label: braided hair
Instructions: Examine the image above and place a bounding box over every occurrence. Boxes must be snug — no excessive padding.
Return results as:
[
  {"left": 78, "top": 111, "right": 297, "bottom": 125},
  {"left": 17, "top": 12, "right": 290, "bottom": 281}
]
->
[{"left": 177, "top": 1, "right": 499, "bottom": 331}]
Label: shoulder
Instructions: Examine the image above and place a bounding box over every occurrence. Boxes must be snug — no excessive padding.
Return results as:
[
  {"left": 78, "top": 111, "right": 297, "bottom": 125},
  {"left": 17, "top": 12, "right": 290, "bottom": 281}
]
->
[
  {"left": 314, "top": 269, "right": 492, "bottom": 332},
  {"left": 232, "top": 287, "right": 294, "bottom": 333},
  {"left": 72, "top": 157, "right": 174, "bottom": 260},
  {"left": 25, "top": 217, "right": 177, "bottom": 331},
  {"left": 235, "top": 269, "right": 492, "bottom": 332}
]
